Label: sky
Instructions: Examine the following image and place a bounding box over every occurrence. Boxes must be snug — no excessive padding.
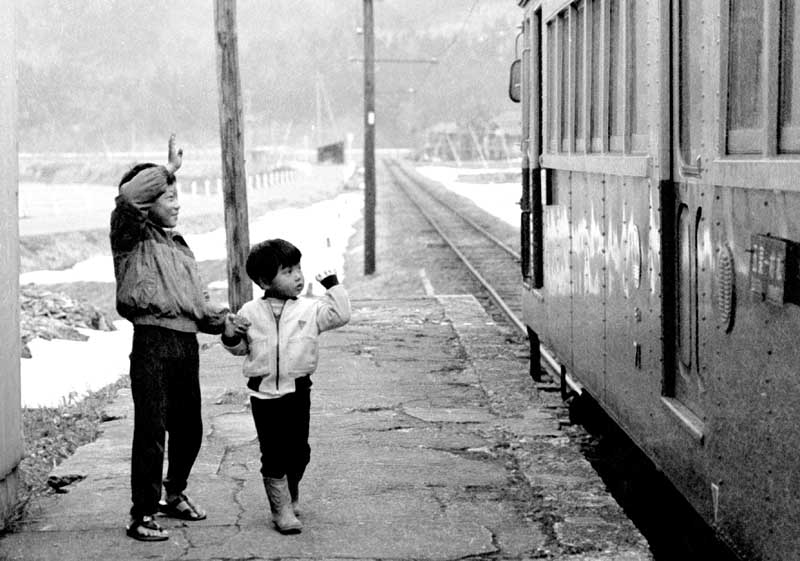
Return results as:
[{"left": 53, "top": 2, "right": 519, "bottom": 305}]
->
[
  {"left": 20, "top": 166, "right": 519, "bottom": 407},
  {"left": 16, "top": 0, "right": 520, "bottom": 151}
]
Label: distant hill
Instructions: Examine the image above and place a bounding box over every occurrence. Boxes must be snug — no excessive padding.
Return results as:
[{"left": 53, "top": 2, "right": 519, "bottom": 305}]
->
[{"left": 16, "top": 0, "right": 521, "bottom": 153}]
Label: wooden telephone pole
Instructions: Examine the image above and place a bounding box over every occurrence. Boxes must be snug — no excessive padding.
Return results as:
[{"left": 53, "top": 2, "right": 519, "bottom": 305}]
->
[
  {"left": 357, "top": 1, "right": 435, "bottom": 274},
  {"left": 363, "top": 0, "right": 376, "bottom": 275},
  {"left": 214, "top": 0, "right": 252, "bottom": 311}
]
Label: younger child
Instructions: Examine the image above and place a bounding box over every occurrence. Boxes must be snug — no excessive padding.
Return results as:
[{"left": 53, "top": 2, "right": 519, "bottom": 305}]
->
[
  {"left": 222, "top": 238, "right": 351, "bottom": 534},
  {"left": 111, "top": 135, "right": 228, "bottom": 541}
]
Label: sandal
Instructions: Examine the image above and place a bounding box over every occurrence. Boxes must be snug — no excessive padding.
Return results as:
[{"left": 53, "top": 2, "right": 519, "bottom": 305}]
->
[
  {"left": 126, "top": 515, "right": 169, "bottom": 542},
  {"left": 159, "top": 493, "right": 207, "bottom": 521}
]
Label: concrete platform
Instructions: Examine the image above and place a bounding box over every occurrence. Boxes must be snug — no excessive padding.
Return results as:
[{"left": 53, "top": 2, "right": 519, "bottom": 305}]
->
[{"left": 0, "top": 296, "right": 651, "bottom": 560}]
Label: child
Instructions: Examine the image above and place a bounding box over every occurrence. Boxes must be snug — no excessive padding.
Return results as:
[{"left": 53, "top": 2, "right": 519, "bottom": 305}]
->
[
  {"left": 111, "top": 135, "right": 228, "bottom": 541},
  {"left": 222, "top": 238, "right": 351, "bottom": 534}
]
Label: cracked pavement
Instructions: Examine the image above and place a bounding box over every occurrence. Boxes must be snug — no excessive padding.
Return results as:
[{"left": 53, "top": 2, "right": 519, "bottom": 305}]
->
[{"left": 0, "top": 295, "right": 650, "bottom": 561}]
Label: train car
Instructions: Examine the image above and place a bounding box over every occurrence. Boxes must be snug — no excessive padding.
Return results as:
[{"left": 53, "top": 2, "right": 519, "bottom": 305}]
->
[{"left": 510, "top": 1, "right": 800, "bottom": 559}]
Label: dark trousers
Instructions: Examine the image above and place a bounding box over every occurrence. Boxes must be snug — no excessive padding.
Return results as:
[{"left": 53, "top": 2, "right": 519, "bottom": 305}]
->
[
  {"left": 250, "top": 376, "right": 311, "bottom": 483},
  {"left": 129, "top": 325, "right": 201, "bottom": 518}
]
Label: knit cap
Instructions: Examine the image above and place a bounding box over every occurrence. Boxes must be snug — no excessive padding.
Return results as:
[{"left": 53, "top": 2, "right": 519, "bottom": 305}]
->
[{"left": 119, "top": 165, "right": 170, "bottom": 203}]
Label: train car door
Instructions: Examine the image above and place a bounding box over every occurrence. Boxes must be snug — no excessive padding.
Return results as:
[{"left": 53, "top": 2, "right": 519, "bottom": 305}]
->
[{"left": 666, "top": 0, "right": 711, "bottom": 432}]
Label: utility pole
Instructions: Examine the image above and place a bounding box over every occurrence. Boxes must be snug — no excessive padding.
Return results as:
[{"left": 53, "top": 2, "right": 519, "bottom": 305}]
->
[
  {"left": 363, "top": 0, "right": 376, "bottom": 275},
  {"left": 214, "top": 0, "right": 252, "bottom": 311},
  {"left": 355, "top": 2, "right": 435, "bottom": 275}
]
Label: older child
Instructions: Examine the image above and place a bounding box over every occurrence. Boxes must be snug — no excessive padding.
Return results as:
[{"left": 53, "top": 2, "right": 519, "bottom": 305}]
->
[
  {"left": 222, "top": 238, "right": 351, "bottom": 534},
  {"left": 111, "top": 135, "right": 228, "bottom": 541}
]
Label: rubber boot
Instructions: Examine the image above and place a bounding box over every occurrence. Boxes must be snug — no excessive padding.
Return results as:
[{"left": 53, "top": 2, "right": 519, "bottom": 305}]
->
[
  {"left": 263, "top": 476, "right": 302, "bottom": 534},
  {"left": 287, "top": 468, "right": 304, "bottom": 515}
]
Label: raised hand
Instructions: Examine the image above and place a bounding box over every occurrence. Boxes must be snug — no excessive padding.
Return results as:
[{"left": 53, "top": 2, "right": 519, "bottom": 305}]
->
[
  {"left": 315, "top": 269, "right": 337, "bottom": 283},
  {"left": 166, "top": 133, "right": 183, "bottom": 173}
]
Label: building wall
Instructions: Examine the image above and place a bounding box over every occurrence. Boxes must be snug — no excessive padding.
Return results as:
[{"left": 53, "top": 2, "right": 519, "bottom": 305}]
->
[{"left": 0, "top": 0, "right": 22, "bottom": 529}]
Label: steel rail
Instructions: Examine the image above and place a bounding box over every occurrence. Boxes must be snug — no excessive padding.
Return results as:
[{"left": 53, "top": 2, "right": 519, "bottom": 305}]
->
[
  {"left": 390, "top": 162, "right": 521, "bottom": 261},
  {"left": 388, "top": 160, "right": 577, "bottom": 394},
  {"left": 387, "top": 161, "right": 527, "bottom": 335}
]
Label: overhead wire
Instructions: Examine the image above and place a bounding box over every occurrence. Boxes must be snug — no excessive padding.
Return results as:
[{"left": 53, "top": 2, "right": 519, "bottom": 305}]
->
[
  {"left": 361, "top": 0, "right": 482, "bottom": 96},
  {"left": 410, "top": 0, "right": 481, "bottom": 94}
]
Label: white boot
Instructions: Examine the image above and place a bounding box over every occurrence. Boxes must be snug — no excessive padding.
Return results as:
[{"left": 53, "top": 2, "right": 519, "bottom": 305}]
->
[{"left": 263, "top": 476, "right": 302, "bottom": 534}]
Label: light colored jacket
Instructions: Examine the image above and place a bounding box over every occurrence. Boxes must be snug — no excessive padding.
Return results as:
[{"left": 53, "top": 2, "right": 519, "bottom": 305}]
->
[{"left": 224, "top": 285, "right": 350, "bottom": 398}]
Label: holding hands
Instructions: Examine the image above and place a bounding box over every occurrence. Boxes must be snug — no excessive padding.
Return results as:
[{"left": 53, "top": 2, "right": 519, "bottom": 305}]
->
[{"left": 224, "top": 313, "right": 251, "bottom": 339}]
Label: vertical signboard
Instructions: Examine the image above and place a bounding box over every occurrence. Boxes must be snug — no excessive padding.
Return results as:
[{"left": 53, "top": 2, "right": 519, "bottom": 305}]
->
[
  {"left": 0, "top": 0, "right": 22, "bottom": 529},
  {"left": 748, "top": 233, "right": 800, "bottom": 307}
]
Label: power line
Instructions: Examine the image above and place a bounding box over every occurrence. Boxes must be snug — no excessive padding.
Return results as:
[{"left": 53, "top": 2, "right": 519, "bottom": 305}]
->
[
  {"left": 377, "top": 1, "right": 416, "bottom": 29},
  {"left": 411, "top": 0, "right": 481, "bottom": 94},
  {"left": 351, "top": 0, "right": 481, "bottom": 96},
  {"left": 435, "top": 0, "right": 481, "bottom": 61}
]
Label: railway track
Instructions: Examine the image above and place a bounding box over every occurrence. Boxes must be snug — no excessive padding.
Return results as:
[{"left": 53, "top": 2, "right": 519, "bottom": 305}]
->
[
  {"left": 386, "top": 160, "right": 576, "bottom": 389},
  {"left": 385, "top": 160, "right": 526, "bottom": 336},
  {"left": 385, "top": 160, "right": 740, "bottom": 561}
]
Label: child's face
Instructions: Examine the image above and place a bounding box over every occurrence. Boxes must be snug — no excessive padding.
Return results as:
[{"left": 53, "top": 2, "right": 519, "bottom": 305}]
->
[
  {"left": 149, "top": 183, "right": 180, "bottom": 228},
  {"left": 265, "top": 263, "right": 305, "bottom": 298}
]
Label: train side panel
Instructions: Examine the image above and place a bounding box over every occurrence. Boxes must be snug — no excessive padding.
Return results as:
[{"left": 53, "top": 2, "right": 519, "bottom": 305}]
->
[
  {"left": 517, "top": 0, "right": 800, "bottom": 559},
  {"left": 702, "top": 185, "right": 800, "bottom": 560},
  {"left": 527, "top": 169, "right": 574, "bottom": 376},
  {"left": 602, "top": 175, "right": 663, "bottom": 439},
  {"left": 548, "top": 170, "right": 715, "bottom": 525},
  {"left": 569, "top": 171, "right": 606, "bottom": 399}
]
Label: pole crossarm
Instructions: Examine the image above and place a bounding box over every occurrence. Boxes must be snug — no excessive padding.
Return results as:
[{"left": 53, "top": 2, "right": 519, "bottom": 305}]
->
[
  {"left": 376, "top": 88, "right": 417, "bottom": 96},
  {"left": 349, "top": 57, "right": 438, "bottom": 64}
]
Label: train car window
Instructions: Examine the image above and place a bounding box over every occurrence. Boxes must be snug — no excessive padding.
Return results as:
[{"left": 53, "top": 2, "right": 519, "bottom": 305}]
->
[
  {"left": 547, "top": 21, "right": 557, "bottom": 152},
  {"left": 528, "top": 11, "right": 542, "bottom": 161},
  {"left": 543, "top": 0, "right": 650, "bottom": 164},
  {"left": 608, "top": 0, "right": 624, "bottom": 151},
  {"left": 545, "top": 168, "right": 556, "bottom": 205},
  {"left": 678, "top": 0, "right": 705, "bottom": 169},
  {"left": 575, "top": 3, "right": 585, "bottom": 150},
  {"left": 677, "top": 204, "right": 692, "bottom": 369},
  {"left": 693, "top": 207, "right": 702, "bottom": 377},
  {"left": 726, "top": 0, "right": 764, "bottom": 154},
  {"left": 590, "top": 0, "right": 603, "bottom": 152},
  {"left": 559, "top": 12, "right": 570, "bottom": 152},
  {"left": 630, "top": 0, "right": 649, "bottom": 152},
  {"left": 509, "top": 59, "right": 522, "bottom": 103},
  {"left": 779, "top": 0, "right": 800, "bottom": 153}
]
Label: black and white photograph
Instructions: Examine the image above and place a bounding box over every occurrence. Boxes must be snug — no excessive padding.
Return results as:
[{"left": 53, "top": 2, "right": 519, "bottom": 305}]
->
[{"left": 0, "top": 1, "right": 794, "bottom": 560}]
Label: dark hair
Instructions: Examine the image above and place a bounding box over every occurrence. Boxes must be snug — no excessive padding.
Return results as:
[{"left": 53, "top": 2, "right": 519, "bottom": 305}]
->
[
  {"left": 246, "top": 238, "right": 302, "bottom": 284},
  {"left": 118, "top": 162, "right": 175, "bottom": 188}
]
